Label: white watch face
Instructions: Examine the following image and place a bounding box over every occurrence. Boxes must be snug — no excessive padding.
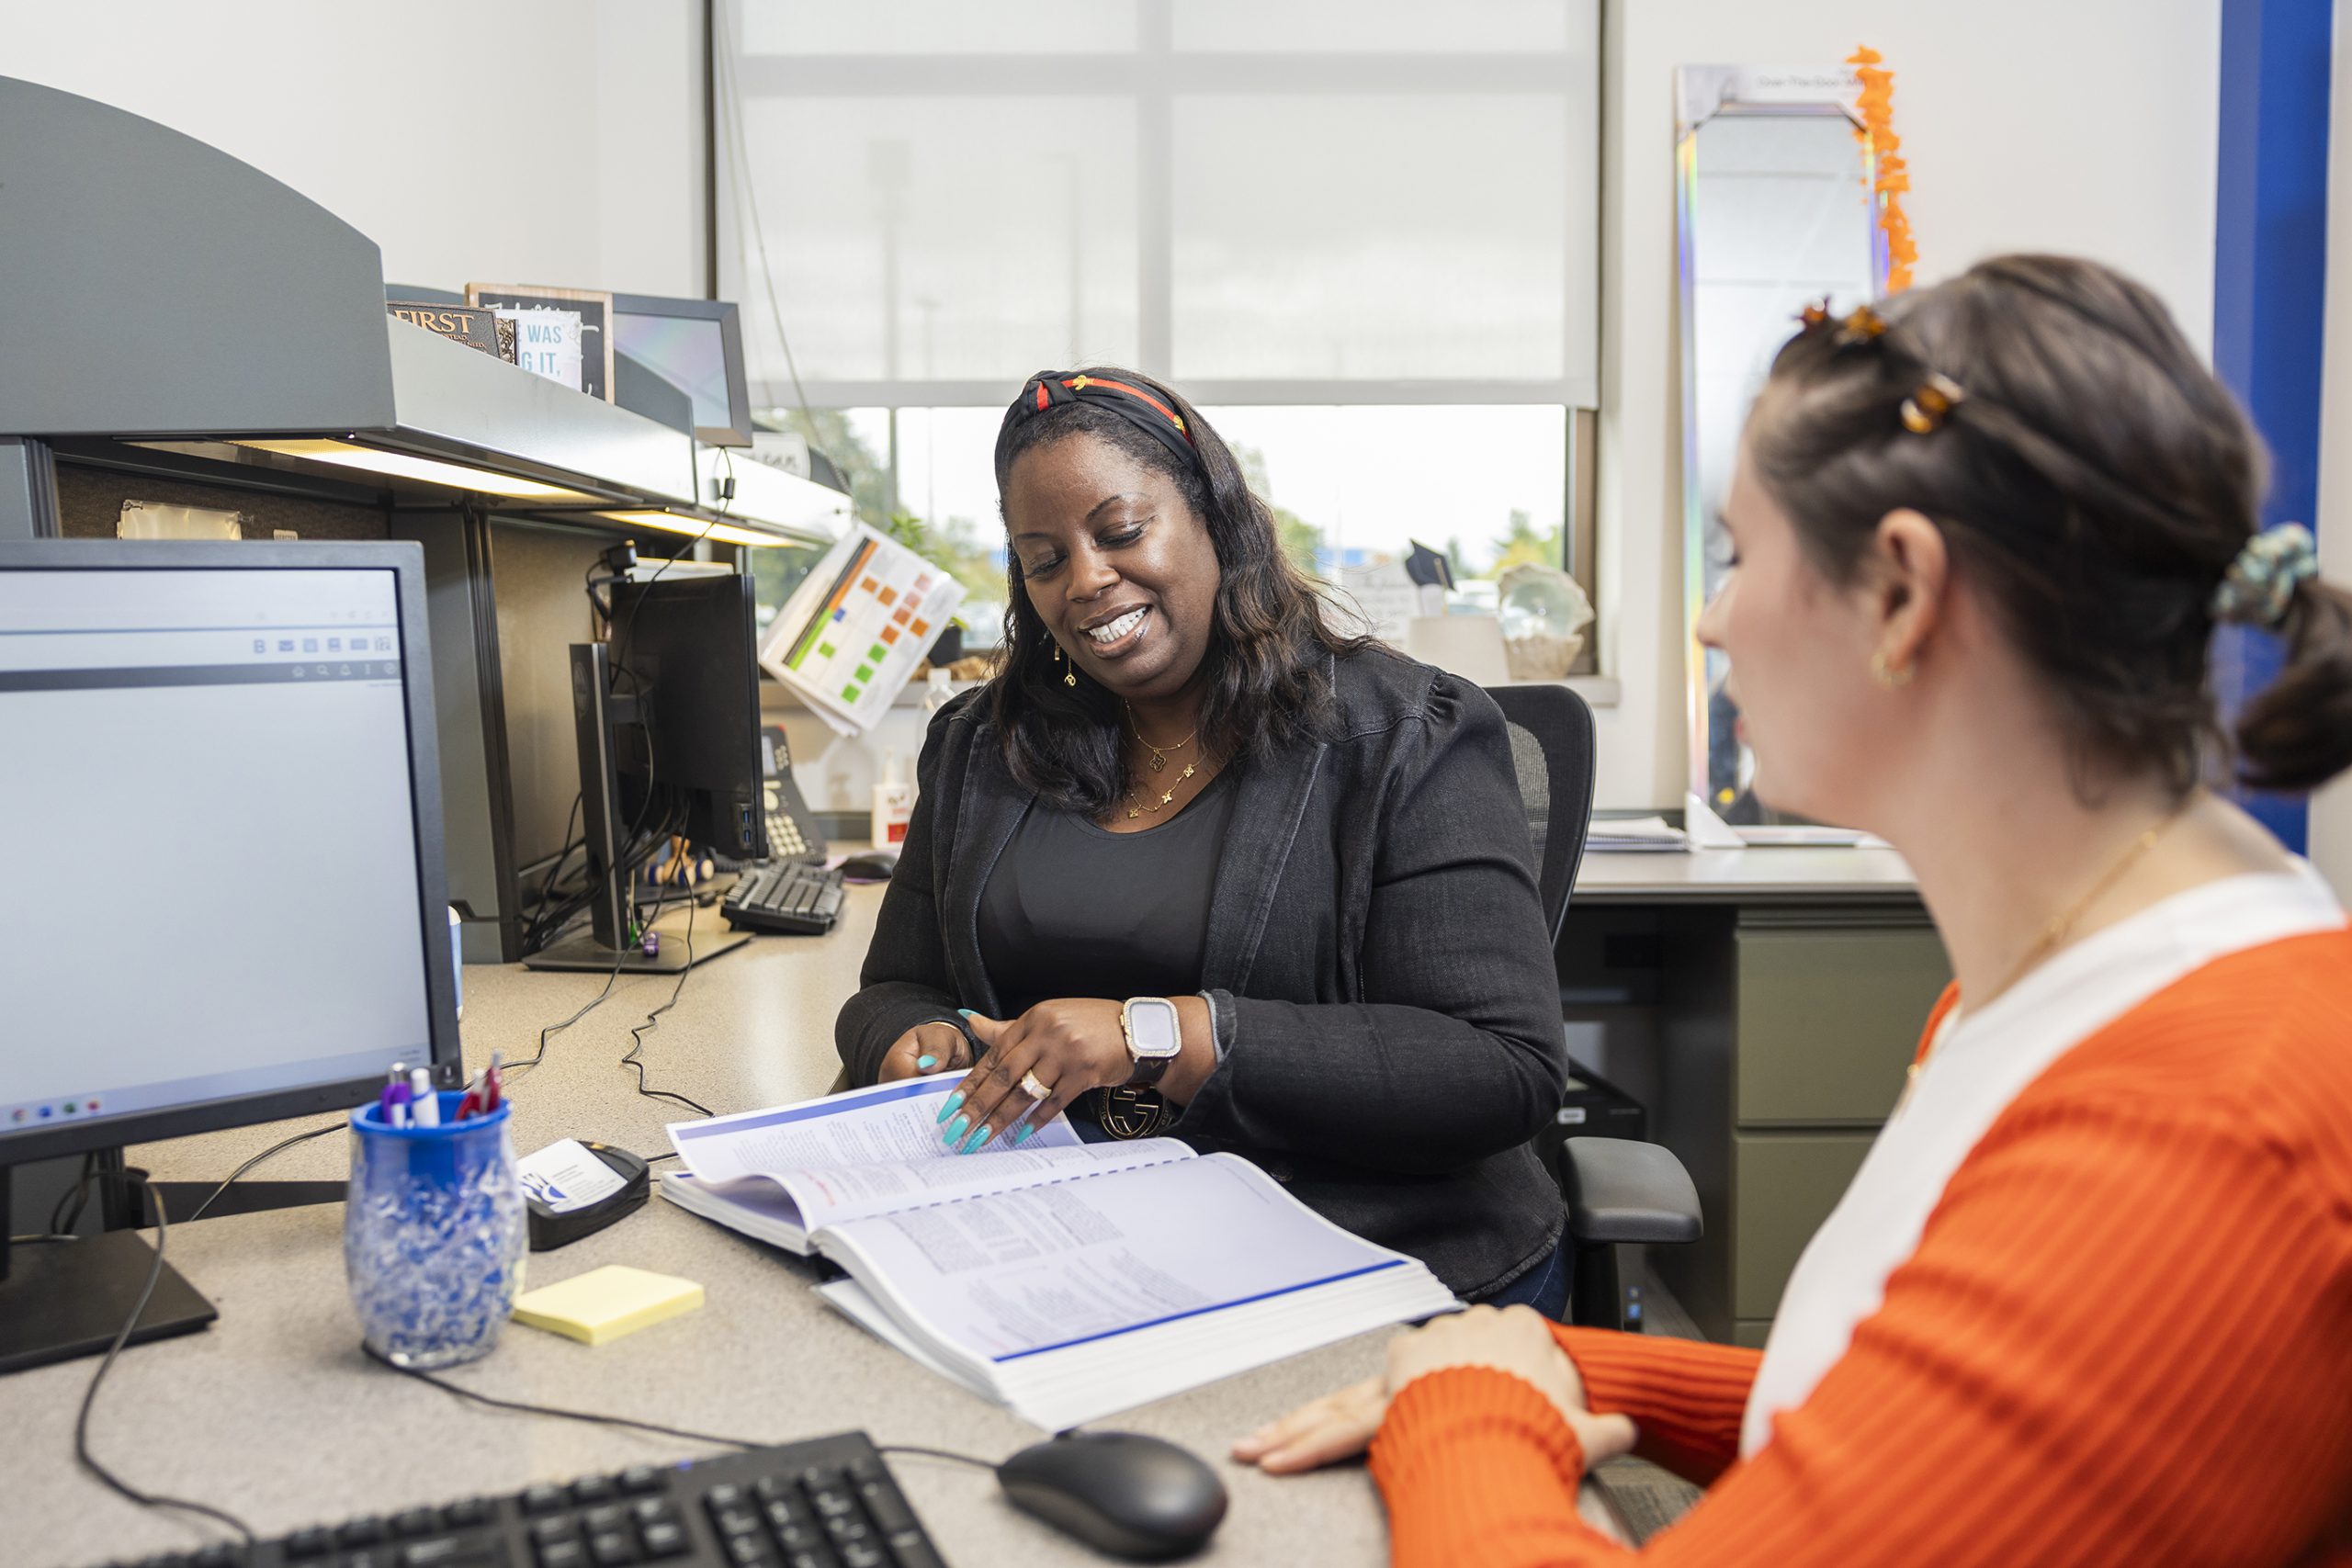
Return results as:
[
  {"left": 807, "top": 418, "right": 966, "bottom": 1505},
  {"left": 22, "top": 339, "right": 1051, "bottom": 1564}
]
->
[{"left": 1125, "top": 998, "right": 1182, "bottom": 1057}]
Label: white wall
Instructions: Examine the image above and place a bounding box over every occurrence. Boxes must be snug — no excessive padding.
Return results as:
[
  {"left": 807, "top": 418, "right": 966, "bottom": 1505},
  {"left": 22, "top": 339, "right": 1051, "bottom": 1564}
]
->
[
  {"left": 1593, "top": 0, "right": 2224, "bottom": 807},
  {"left": 2309, "top": 7, "right": 2352, "bottom": 893},
  {"left": 0, "top": 0, "right": 705, "bottom": 297}
]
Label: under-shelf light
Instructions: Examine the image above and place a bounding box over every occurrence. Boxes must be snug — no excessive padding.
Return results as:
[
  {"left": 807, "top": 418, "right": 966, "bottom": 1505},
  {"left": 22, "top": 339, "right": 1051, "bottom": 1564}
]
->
[
  {"left": 228, "top": 438, "right": 604, "bottom": 503},
  {"left": 594, "top": 509, "right": 791, "bottom": 548}
]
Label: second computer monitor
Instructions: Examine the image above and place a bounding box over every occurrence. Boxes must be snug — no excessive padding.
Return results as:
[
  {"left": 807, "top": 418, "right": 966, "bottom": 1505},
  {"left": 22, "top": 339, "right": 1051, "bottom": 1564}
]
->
[{"left": 608, "top": 571, "right": 767, "bottom": 864}]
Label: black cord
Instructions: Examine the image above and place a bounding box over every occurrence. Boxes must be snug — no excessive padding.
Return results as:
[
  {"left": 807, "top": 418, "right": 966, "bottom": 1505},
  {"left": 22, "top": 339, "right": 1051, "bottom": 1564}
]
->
[
  {"left": 367, "top": 1348, "right": 762, "bottom": 1450},
  {"left": 875, "top": 1445, "right": 1001, "bottom": 1473},
  {"left": 51, "top": 1151, "right": 97, "bottom": 1235},
  {"left": 185, "top": 1122, "right": 344, "bottom": 1224},
  {"left": 503, "top": 962, "right": 626, "bottom": 1078},
  {"left": 619, "top": 894, "right": 716, "bottom": 1118},
  {"left": 367, "top": 1349, "right": 1003, "bottom": 1473},
  {"left": 66, "top": 1168, "right": 258, "bottom": 1545}
]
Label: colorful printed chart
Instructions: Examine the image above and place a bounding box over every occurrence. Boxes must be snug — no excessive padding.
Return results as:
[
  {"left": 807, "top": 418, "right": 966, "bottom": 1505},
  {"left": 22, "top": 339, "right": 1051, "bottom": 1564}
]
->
[{"left": 757, "top": 524, "right": 964, "bottom": 735}]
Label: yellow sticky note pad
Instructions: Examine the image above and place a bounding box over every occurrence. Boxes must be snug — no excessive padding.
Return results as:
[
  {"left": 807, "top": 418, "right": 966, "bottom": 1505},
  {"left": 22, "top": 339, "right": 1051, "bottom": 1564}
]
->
[{"left": 511, "top": 1265, "right": 704, "bottom": 1347}]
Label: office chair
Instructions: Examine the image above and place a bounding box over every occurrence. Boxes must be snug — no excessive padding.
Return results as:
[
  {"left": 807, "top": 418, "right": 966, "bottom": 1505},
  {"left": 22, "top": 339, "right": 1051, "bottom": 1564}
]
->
[{"left": 1487, "top": 684, "right": 1702, "bottom": 1329}]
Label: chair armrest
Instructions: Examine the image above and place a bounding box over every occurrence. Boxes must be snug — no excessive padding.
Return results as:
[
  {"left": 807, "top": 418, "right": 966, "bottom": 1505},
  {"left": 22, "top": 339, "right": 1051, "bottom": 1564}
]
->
[{"left": 1562, "top": 1137, "right": 1702, "bottom": 1246}]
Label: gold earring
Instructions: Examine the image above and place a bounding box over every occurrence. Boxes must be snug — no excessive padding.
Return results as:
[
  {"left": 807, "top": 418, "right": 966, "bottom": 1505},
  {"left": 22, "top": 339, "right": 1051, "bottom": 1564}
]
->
[
  {"left": 1870, "top": 650, "right": 1915, "bottom": 689},
  {"left": 1056, "top": 643, "right": 1075, "bottom": 687}
]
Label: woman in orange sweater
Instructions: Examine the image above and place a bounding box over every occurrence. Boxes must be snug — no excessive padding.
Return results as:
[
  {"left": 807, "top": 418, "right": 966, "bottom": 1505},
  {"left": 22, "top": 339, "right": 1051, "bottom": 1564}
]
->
[{"left": 1233, "top": 254, "right": 2352, "bottom": 1565}]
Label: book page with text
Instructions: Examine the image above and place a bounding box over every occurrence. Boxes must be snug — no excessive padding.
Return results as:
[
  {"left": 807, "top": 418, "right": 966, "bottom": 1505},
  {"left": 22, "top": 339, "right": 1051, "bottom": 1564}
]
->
[
  {"left": 821, "top": 1154, "right": 1413, "bottom": 1366},
  {"left": 671, "top": 1076, "right": 1077, "bottom": 1183}
]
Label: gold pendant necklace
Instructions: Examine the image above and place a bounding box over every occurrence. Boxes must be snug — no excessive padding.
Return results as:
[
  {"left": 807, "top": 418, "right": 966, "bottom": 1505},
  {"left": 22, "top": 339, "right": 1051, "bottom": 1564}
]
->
[
  {"left": 1898, "top": 799, "right": 2191, "bottom": 1112},
  {"left": 1125, "top": 705, "right": 1197, "bottom": 775}
]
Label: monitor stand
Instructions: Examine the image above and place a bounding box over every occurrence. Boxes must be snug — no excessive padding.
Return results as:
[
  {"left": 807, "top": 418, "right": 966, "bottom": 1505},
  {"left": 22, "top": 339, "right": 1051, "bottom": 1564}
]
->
[
  {"left": 523, "top": 642, "right": 749, "bottom": 976},
  {"left": 0, "top": 1170, "right": 215, "bottom": 1376},
  {"left": 525, "top": 927, "right": 746, "bottom": 975}
]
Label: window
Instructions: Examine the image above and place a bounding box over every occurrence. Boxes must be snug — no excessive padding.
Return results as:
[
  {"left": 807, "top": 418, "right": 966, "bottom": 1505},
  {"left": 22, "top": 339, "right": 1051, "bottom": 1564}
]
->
[{"left": 715, "top": 2, "right": 1600, "bottom": 655}]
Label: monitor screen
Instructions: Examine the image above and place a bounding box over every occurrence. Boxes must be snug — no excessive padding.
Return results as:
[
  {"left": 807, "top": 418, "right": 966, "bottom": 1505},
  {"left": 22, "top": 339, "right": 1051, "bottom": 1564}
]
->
[
  {"left": 608, "top": 572, "right": 765, "bottom": 861},
  {"left": 0, "top": 559, "right": 436, "bottom": 1141},
  {"left": 614, "top": 311, "right": 734, "bottom": 435}
]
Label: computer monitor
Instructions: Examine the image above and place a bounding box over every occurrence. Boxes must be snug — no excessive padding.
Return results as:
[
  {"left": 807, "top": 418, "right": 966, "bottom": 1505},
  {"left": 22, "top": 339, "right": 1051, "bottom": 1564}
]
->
[
  {"left": 522, "top": 570, "right": 764, "bottom": 975},
  {"left": 0, "top": 539, "right": 460, "bottom": 1373},
  {"left": 610, "top": 293, "right": 752, "bottom": 448}
]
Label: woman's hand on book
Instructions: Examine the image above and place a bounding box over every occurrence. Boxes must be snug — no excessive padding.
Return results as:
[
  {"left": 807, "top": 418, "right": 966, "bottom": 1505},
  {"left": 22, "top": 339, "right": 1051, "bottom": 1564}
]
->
[
  {"left": 949, "top": 1001, "right": 1131, "bottom": 1150},
  {"left": 876, "top": 1021, "right": 974, "bottom": 1083}
]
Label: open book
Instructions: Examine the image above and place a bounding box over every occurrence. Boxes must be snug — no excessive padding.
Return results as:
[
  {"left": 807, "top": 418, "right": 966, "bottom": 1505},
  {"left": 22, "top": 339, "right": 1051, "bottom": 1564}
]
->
[{"left": 660, "top": 1077, "right": 1461, "bottom": 1431}]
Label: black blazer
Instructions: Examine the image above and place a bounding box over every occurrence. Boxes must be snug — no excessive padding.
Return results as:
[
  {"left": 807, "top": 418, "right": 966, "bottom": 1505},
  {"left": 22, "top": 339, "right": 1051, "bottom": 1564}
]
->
[{"left": 835, "top": 647, "right": 1568, "bottom": 1298}]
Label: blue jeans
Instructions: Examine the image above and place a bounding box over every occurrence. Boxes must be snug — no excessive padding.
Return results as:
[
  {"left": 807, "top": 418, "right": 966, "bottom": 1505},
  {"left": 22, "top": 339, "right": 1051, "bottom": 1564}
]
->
[{"left": 1483, "top": 1235, "right": 1571, "bottom": 1320}]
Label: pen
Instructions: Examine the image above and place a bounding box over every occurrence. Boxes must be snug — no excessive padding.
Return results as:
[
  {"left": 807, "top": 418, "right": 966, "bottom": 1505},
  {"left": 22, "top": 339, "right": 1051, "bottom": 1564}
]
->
[
  {"left": 408, "top": 1066, "right": 439, "bottom": 1128},
  {"left": 383, "top": 1063, "right": 411, "bottom": 1128},
  {"left": 483, "top": 1051, "right": 503, "bottom": 1113}
]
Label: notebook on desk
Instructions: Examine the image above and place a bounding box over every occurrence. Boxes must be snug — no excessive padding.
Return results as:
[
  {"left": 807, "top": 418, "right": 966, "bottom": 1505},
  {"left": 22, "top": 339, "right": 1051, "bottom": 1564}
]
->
[{"left": 659, "top": 1077, "right": 1460, "bottom": 1431}]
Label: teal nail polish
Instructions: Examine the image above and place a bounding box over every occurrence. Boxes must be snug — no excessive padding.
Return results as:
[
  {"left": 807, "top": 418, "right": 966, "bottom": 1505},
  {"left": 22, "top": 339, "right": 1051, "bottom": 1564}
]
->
[
  {"left": 936, "top": 1091, "right": 965, "bottom": 1124},
  {"left": 1013, "top": 1125, "right": 1033, "bottom": 1146},
  {"left": 944, "top": 1112, "right": 968, "bottom": 1144},
  {"left": 956, "top": 1008, "right": 977, "bottom": 1018},
  {"left": 916, "top": 1055, "right": 937, "bottom": 1070},
  {"left": 962, "top": 1125, "right": 992, "bottom": 1154}
]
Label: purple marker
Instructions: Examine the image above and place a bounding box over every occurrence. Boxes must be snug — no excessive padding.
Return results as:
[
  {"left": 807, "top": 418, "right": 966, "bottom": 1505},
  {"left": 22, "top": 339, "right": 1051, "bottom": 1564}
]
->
[{"left": 381, "top": 1062, "right": 412, "bottom": 1129}]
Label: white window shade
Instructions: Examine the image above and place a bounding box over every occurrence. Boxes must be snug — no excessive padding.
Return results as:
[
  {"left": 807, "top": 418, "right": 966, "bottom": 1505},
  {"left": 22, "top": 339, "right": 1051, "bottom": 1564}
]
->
[
  {"left": 717, "top": 0, "right": 1600, "bottom": 410},
  {"left": 1172, "top": 95, "right": 1577, "bottom": 384}
]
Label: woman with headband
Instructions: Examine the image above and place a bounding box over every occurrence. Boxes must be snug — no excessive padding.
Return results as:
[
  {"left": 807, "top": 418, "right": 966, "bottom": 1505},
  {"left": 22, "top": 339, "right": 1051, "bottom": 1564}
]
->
[
  {"left": 832, "top": 367, "right": 1575, "bottom": 1310},
  {"left": 1235, "top": 255, "right": 2352, "bottom": 1564}
]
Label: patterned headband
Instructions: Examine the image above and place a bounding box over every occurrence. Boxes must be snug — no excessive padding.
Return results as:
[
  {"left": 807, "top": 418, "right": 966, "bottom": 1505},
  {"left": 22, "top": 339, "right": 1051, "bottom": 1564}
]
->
[{"left": 998, "top": 371, "right": 1200, "bottom": 476}]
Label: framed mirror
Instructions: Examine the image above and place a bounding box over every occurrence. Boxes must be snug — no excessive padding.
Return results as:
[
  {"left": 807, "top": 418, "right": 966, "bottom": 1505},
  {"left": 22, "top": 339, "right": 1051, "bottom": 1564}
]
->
[{"left": 1676, "top": 66, "right": 1889, "bottom": 831}]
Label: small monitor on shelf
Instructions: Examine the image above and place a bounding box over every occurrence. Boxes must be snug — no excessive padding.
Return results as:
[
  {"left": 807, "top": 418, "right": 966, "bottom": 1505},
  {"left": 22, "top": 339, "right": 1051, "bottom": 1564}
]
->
[{"left": 609, "top": 293, "right": 753, "bottom": 448}]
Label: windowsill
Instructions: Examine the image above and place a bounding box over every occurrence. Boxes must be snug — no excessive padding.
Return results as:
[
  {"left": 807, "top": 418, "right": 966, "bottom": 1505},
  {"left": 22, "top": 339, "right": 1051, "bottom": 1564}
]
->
[{"left": 761, "top": 672, "right": 1623, "bottom": 713}]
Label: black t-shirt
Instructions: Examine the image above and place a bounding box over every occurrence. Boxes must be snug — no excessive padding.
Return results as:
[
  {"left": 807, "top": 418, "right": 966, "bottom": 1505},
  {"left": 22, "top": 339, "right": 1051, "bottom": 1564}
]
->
[{"left": 978, "top": 769, "right": 1238, "bottom": 1023}]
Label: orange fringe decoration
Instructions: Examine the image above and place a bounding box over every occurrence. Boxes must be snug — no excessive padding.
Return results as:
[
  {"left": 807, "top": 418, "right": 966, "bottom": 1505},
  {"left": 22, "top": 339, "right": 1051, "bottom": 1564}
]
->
[{"left": 1849, "top": 46, "right": 1917, "bottom": 291}]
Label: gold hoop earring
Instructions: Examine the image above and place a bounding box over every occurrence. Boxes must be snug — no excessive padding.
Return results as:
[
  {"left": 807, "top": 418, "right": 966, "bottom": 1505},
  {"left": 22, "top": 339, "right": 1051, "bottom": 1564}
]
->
[{"left": 1870, "top": 650, "right": 1915, "bottom": 690}]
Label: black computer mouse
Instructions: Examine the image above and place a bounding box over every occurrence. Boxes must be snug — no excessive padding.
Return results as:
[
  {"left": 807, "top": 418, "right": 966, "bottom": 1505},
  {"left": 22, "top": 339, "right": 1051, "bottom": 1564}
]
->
[
  {"left": 996, "top": 1432, "right": 1227, "bottom": 1560},
  {"left": 839, "top": 851, "right": 899, "bottom": 883}
]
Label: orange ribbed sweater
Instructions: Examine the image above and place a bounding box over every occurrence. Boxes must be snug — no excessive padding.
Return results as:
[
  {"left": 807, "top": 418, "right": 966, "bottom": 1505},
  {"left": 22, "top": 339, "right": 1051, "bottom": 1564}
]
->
[{"left": 1369, "top": 931, "right": 2352, "bottom": 1566}]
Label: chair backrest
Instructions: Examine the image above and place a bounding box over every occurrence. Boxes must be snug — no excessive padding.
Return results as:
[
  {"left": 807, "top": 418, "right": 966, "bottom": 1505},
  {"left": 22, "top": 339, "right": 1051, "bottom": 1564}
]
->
[{"left": 1485, "top": 683, "right": 1598, "bottom": 944}]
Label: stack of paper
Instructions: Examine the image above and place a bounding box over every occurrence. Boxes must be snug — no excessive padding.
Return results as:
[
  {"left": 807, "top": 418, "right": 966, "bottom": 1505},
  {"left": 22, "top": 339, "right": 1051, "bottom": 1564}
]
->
[
  {"left": 660, "top": 1079, "right": 1460, "bottom": 1431},
  {"left": 1587, "top": 816, "right": 1691, "bottom": 853}
]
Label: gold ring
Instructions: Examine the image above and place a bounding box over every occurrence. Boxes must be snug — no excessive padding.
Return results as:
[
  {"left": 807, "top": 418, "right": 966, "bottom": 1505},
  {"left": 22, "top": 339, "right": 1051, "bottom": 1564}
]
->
[{"left": 1019, "top": 1070, "right": 1053, "bottom": 1101}]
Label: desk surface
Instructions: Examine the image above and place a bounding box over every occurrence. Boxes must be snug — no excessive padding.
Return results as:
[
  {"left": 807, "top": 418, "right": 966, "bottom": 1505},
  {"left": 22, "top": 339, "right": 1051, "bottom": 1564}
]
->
[
  {"left": 1572, "top": 844, "right": 1917, "bottom": 903},
  {"left": 17, "top": 885, "right": 1634, "bottom": 1568}
]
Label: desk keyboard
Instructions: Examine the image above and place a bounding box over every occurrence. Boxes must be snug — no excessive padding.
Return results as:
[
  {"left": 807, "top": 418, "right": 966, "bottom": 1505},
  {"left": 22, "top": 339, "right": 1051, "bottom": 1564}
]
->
[
  {"left": 722, "top": 863, "right": 846, "bottom": 936},
  {"left": 98, "top": 1430, "right": 944, "bottom": 1568}
]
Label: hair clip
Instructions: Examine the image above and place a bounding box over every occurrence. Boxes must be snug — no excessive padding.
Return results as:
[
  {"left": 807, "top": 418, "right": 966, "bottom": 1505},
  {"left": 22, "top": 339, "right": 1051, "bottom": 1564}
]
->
[
  {"left": 1836, "top": 304, "right": 1891, "bottom": 345},
  {"left": 1797, "top": 298, "right": 1836, "bottom": 333},
  {"left": 1899, "top": 372, "right": 1967, "bottom": 434}
]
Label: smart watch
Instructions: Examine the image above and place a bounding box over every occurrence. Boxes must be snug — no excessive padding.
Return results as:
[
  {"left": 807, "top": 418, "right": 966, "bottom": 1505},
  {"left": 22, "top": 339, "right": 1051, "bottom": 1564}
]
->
[{"left": 1119, "top": 997, "right": 1182, "bottom": 1087}]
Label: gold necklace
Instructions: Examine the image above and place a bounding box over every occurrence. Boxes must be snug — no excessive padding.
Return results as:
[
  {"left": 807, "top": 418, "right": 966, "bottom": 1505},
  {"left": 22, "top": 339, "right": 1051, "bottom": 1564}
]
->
[
  {"left": 1122, "top": 707, "right": 1204, "bottom": 820},
  {"left": 1125, "top": 705, "right": 1197, "bottom": 774},
  {"left": 1902, "top": 801, "right": 2191, "bottom": 1107}
]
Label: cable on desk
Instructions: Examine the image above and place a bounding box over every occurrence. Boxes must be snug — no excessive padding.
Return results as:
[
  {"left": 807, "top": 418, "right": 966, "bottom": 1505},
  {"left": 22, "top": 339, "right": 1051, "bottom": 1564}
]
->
[
  {"left": 366, "top": 1347, "right": 762, "bottom": 1450},
  {"left": 185, "top": 1122, "right": 345, "bottom": 1223},
  {"left": 618, "top": 893, "right": 717, "bottom": 1119},
  {"left": 62, "top": 1168, "right": 258, "bottom": 1546},
  {"left": 505, "top": 963, "right": 626, "bottom": 1078},
  {"left": 874, "top": 1445, "right": 1000, "bottom": 1473},
  {"left": 364, "top": 1350, "right": 1007, "bottom": 1475}
]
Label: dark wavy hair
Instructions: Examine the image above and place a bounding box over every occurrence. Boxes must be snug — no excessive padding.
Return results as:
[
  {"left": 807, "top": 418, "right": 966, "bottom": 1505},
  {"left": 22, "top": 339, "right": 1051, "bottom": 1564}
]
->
[
  {"left": 1747, "top": 254, "right": 2352, "bottom": 796},
  {"left": 986, "top": 367, "right": 1370, "bottom": 815}
]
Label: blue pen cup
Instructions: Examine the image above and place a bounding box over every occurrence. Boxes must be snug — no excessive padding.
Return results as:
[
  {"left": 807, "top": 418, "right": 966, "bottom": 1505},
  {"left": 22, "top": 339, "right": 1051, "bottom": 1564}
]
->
[{"left": 344, "top": 1091, "right": 525, "bottom": 1369}]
